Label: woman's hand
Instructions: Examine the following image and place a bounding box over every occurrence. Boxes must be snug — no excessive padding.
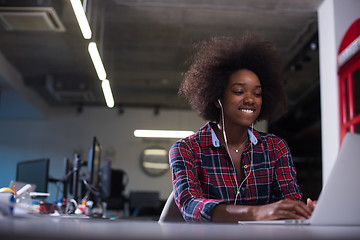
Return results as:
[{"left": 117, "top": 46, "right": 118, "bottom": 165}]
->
[
  {"left": 212, "top": 199, "right": 314, "bottom": 223},
  {"left": 251, "top": 199, "right": 313, "bottom": 221},
  {"left": 306, "top": 198, "right": 317, "bottom": 211}
]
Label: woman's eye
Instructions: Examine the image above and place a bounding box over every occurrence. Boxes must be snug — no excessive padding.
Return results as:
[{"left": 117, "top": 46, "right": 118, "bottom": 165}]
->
[
  {"left": 233, "top": 91, "right": 243, "bottom": 95},
  {"left": 254, "top": 92, "right": 262, "bottom": 97}
]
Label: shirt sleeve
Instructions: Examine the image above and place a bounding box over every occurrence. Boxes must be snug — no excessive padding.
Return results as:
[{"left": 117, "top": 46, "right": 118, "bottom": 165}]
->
[
  {"left": 169, "top": 140, "right": 222, "bottom": 222},
  {"left": 271, "top": 137, "right": 303, "bottom": 202}
]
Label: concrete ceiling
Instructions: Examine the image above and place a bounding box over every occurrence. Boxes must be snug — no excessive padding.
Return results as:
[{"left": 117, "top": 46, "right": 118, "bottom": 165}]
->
[
  {"left": 0, "top": 0, "right": 322, "bottom": 110},
  {"left": 0, "top": 0, "right": 323, "bottom": 153}
]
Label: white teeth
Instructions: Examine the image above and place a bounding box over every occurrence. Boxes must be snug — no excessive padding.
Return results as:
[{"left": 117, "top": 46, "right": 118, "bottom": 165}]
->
[{"left": 241, "top": 109, "right": 254, "bottom": 113}]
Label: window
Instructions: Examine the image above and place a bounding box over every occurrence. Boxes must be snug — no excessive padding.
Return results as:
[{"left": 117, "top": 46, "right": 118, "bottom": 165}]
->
[
  {"left": 338, "top": 18, "right": 360, "bottom": 144},
  {"left": 338, "top": 49, "right": 360, "bottom": 143}
]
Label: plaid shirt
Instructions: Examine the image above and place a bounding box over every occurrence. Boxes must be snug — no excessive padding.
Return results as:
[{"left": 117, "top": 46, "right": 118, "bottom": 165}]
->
[{"left": 169, "top": 122, "right": 302, "bottom": 222}]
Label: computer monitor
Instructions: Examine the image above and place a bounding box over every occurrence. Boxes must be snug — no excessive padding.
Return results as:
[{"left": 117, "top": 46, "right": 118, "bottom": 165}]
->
[
  {"left": 16, "top": 158, "right": 49, "bottom": 193},
  {"left": 100, "top": 160, "right": 111, "bottom": 199},
  {"left": 100, "top": 161, "right": 126, "bottom": 198},
  {"left": 87, "top": 137, "right": 102, "bottom": 188},
  {"left": 100, "top": 160, "right": 127, "bottom": 210},
  {"left": 63, "top": 158, "right": 73, "bottom": 199}
]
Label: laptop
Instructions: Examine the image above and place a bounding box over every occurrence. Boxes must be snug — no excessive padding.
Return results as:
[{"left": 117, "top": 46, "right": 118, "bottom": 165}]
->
[{"left": 239, "top": 132, "right": 360, "bottom": 226}]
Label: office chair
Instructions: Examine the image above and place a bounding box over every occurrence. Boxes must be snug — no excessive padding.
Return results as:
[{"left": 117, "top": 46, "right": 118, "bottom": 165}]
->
[
  {"left": 158, "top": 191, "right": 185, "bottom": 223},
  {"left": 129, "top": 191, "right": 161, "bottom": 217}
]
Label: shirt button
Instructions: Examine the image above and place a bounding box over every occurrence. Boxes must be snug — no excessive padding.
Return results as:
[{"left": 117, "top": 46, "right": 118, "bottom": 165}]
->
[{"left": 244, "top": 165, "right": 248, "bottom": 169}]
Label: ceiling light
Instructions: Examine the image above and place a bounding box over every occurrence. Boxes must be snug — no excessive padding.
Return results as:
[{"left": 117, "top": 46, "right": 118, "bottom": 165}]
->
[
  {"left": 134, "top": 130, "right": 195, "bottom": 138},
  {"left": 70, "top": 0, "right": 92, "bottom": 39},
  {"left": 144, "top": 149, "right": 168, "bottom": 156},
  {"left": 310, "top": 42, "right": 317, "bottom": 51},
  {"left": 142, "top": 162, "right": 169, "bottom": 170},
  {"left": 88, "top": 42, "right": 107, "bottom": 80},
  {"left": 101, "top": 79, "right": 114, "bottom": 108}
]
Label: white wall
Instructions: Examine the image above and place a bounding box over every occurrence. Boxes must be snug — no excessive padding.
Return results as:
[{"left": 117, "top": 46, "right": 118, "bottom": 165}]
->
[
  {"left": 318, "top": 0, "right": 360, "bottom": 183},
  {"left": 0, "top": 107, "right": 205, "bottom": 202}
]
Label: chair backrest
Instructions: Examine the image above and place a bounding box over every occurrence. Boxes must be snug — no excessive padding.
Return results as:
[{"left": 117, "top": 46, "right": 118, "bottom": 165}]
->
[{"left": 158, "top": 191, "right": 185, "bottom": 223}]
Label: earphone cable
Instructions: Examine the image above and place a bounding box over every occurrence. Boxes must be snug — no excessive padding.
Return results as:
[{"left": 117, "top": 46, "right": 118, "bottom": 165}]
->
[{"left": 218, "top": 100, "right": 253, "bottom": 205}]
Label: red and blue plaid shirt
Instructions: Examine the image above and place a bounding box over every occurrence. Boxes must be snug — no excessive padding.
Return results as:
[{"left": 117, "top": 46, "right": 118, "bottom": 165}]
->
[{"left": 169, "top": 122, "right": 302, "bottom": 222}]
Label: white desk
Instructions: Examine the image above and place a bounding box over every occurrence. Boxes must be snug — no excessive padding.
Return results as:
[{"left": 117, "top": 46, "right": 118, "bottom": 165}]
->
[{"left": 0, "top": 215, "right": 359, "bottom": 240}]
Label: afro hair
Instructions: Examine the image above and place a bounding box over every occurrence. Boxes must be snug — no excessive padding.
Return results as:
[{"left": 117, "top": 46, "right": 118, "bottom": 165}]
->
[{"left": 179, "top": 32, "right": 287, "bottom": 123}]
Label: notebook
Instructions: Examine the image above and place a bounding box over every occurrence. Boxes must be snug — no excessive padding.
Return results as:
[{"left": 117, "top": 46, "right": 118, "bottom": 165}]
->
[{"left": 239, "top": 132, "right": 360, "bottom": 226}]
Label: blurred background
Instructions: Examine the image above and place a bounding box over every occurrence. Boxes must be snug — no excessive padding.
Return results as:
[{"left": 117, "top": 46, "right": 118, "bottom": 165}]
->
[{"left": 1, "top": 0, "right": 357, "bottom": 219}]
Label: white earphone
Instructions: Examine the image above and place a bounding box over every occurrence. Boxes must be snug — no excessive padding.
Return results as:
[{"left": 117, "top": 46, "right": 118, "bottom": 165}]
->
[{"left": 217, "top": 97, "right": 253, "bottom": 205}]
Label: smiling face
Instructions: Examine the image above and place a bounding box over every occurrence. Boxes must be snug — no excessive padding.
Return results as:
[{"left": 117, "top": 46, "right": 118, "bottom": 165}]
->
[{"left": 219, "top": 69, "right": 262, "bottom": 128}]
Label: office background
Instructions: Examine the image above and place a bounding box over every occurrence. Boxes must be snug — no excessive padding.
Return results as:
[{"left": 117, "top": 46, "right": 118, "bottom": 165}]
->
[
  {"left": 0, "top": 105, "right": 207, "bottom": 201},
  {"left": 0, "top": 0, "right": 359, "bottom": 209}
]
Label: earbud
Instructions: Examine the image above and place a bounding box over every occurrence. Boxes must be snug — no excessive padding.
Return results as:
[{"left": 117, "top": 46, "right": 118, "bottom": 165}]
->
[{"left": 217, "top": 99, "right": 222, "bottom": 108}]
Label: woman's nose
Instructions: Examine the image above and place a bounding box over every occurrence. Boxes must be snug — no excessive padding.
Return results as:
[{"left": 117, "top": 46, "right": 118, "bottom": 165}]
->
[{"left": 243, "top": 93, "right": 255, "bottom": 105}]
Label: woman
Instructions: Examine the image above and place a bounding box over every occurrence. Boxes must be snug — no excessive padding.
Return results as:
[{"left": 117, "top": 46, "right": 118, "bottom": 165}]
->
[{"left": 169, "top": 33, "right": 315, "bottom": 223}]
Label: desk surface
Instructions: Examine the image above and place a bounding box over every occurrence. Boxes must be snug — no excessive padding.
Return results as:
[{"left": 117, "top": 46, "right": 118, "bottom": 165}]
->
[{"left": 0, "top": 215, "right": 360, "bottom": 240}]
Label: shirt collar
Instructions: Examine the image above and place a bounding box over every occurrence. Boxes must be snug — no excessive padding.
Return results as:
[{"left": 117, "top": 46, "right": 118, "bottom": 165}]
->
[{"left": 211, "top": 125, "right": 258, "bottom": 147}]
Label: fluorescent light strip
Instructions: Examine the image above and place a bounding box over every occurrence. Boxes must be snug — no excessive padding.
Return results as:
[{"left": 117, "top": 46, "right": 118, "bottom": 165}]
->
[
  {"left": 70, "top": 1, "right": 114, "bottom": 109},
  {"left": 70, "top": 0, "right": 92, "bottom": 39},
  {"left": 134, "top": 130, "right": 194, "bottom": 139},
  {"left": 88, "top": 42, "right": 107, "bottom": 80},
  {"left": 144, "top": 149, "right": 168, "bottom": 155},
  {"left": 143, "top": 162, "right": 169, "bottom": 170},
  {"left": 101, "top": 79, "right": 115, "bottom": 108}
]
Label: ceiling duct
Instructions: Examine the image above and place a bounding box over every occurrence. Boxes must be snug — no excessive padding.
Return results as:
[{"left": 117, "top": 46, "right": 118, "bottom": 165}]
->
[
  {"left": 0, "top": 7, "right": 65, "bottom": 32},
  {"left": 46, "top": 75, "right": 96, "bottom": 104}
]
